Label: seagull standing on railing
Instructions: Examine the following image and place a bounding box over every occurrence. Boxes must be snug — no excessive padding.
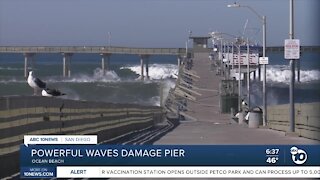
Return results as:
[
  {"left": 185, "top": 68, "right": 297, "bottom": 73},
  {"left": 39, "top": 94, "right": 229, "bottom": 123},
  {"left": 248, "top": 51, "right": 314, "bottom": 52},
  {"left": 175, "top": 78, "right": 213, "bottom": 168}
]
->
[{"left": 27, "top": 71, "right": 46, "bottom": 95}]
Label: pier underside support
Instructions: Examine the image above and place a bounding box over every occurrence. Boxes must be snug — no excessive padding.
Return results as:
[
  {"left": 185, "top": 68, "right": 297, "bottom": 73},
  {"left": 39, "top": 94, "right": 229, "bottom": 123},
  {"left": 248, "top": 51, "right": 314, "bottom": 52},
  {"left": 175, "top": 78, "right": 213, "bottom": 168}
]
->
[
  {"left": 243, "top": 73, "right": 247, "bottom": 85},
  {"left": 140, "top": 56, "right": 144, "bottom": 80},
  {"left": 145, "top": 58, "right": 149, "bottom": 80},
  {"left": 258, "top": 65, "right": 261, "bottom": 81},
  {"left": 100, "top": 53, "right": 111, "bottom": 75},
  {"left": 140, "top": 55, "right": 149, "bottom": 80},
  {"left": 23, "top": 53, "right": 35, "bottom": 77},
  {"left": 62, "top": 53, "right": 73, "bottom": 77},
  {"left": 177, "top": 56, "right": 181, "bottom": 70}
]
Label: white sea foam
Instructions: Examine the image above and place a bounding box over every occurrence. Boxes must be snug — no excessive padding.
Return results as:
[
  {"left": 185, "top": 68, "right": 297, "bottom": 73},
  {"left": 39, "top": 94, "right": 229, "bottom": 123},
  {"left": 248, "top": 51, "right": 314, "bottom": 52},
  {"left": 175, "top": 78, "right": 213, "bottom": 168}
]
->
[
  {"left": 0, "top": 78, "right": 25, "bottom": 83},
  {"left": 0, "top": 65, "right": 318, "bottom": 85},
  {"left": 265, "top": 66, "right": 320, "bottom": 83},
  {"left": 147, "top": 96, "right": 161, "bottom": 106},
  {"left": 161, "top": 79, "right": 176, "bottom": 105},
  {"left": 46, "top": 68, "right": 120, "bottom": 83},
  {"left": 0, "top": 66, "right": 24, "bottom": 71},
  {"left": 120, "top": 64, "right": 178, "bottom": 80},
  {"left": 133, "top": 79, "right": 176, "bottom": 106},
  {"left": 230, "top": 65, "right": 320, "bottom": 83}
]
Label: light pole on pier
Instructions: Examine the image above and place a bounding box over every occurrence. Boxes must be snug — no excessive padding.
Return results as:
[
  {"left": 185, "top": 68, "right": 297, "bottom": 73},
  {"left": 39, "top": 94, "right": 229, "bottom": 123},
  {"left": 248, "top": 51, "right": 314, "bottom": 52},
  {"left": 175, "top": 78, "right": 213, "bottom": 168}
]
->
[
  {"left": 237, "top": 42, "right": 241, "bottom": 112},
  {"left": 209, "top": 32, "right": 239, "bottom": 78},
  {"left": 235, "top": 38, "right": 243, "bottom": 112},
  {"left": 185, "top": 30, "right": 192, "bottom": 59},
  {"left": 228, "top": 2, "right": 267, "bottom": 126},
  {"left": 107, "top": 32, "right": 111, "bottom": 47},
  {"left": 246, "top": 37, "right": 250, "bottom": 109},
  {"left": 219, "top": 38, "right": 223, "bottom": 76},
  {"left": 289, "top": 0, "right": 295, "bottom": 132}
]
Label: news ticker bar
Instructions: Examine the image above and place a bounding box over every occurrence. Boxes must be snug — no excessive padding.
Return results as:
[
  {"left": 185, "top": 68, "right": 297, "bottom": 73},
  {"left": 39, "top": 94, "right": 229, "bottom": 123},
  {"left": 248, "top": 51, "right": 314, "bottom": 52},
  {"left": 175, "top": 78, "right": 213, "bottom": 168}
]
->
[{"left": 21, "top": 166, "right": 320, "bottom": 178}]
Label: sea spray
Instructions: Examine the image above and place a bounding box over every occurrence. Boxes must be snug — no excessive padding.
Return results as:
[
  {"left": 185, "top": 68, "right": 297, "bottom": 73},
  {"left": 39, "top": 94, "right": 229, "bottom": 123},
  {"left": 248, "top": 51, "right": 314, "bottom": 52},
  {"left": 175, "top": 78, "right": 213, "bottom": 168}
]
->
[
  {"left": 120, "top": 64, "right": 178, "bottom": 80},
  {"left": 1, "top": 53, "right": 319, "bottom": 105},
  {"left": 45, "top": 68, "right": 121, "bottom": 83},
  {"left": 265, "top": 66, "right": 320, "bottom": 83},
  {"left": 230, "top": 65, "right": 320, "bottom": 83}
]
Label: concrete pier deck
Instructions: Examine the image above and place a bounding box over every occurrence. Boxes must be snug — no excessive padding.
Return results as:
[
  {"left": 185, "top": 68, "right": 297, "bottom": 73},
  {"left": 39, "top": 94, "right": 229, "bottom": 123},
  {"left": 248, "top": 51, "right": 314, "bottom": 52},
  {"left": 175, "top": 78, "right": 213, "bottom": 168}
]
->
[
  {"left": 156, "top": 51, "right": 319, "bottom": 145},
  {"left": 113, "top": 51, "right": 318, "bottom": 180}
]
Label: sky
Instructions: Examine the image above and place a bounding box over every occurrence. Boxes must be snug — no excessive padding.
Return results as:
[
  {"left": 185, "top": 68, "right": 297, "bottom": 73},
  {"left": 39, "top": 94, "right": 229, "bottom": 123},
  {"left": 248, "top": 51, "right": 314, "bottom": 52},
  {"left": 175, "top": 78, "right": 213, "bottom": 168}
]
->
[{"left": 0, "top": 0, "right": 319, "bottom": 47}]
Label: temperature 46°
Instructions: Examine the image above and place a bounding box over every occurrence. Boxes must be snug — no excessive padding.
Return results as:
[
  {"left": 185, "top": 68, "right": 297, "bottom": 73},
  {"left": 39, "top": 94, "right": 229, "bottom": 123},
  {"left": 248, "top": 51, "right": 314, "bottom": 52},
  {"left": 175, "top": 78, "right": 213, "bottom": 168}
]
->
[{"left": 266, "top": 157, "right": 279, "bottom": 164}]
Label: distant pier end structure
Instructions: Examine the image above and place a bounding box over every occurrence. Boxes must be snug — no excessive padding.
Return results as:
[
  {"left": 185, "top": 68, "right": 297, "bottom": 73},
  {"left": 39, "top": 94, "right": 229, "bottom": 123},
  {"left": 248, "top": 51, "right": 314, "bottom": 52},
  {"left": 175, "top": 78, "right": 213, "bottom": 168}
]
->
[
  {"left": 190, "top": 36, "right": 211, "bottom": 53},
  {"left": 0, "top": 46, "right": 189, "bottom": 78}
]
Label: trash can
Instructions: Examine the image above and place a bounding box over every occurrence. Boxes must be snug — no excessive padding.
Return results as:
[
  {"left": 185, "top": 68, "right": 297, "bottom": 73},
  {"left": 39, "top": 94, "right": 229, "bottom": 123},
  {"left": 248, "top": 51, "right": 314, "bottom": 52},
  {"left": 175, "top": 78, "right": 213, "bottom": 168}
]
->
[{"left": 248, "top": 107, "right": 263, "bottom": 128}]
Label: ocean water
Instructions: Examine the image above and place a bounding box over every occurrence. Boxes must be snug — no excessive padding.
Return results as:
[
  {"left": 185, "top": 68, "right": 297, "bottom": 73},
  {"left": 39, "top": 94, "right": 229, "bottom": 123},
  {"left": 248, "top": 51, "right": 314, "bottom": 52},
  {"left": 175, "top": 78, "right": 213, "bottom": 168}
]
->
[
  {"left": 249, "top": 51, "right": 320, "bottom": 107},
  {"left": 0, "top": 51, "right": 319, "bottom": 106},
  {"left": 0, "top": 53, "right": 177, "bottom": 106}
]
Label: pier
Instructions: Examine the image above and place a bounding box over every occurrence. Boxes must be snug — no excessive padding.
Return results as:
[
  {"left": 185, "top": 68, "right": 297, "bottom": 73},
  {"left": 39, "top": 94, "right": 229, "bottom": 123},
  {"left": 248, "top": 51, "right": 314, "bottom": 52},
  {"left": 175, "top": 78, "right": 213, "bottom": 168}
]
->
[
  {"left": 1, "top": 42, "right": 319, "bottom": 179},
  {"left": 161, "top": 36, "right": 319, "bottom": 144},
  {"left": 0, "top": 46, "right": 188, "bottom": 78},
  {"left": 1, "top": 45, "right": 319, "bottom": 78}
]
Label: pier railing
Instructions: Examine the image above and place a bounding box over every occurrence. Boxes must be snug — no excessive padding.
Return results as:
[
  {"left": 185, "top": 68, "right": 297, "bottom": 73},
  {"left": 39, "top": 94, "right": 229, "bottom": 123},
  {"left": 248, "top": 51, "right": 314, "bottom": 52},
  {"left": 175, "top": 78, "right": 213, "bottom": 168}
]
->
[
  {"left": 0, "top": 96, "right": 163, "bottom": 178},
  {"left": 0, "top": 45, "right": 319, "bottom": 55},
  {"left": 0, "top": 46, "right": 188, "bottom": 55},
  {"left": 267, "top": 102, "right": 320, "bottom": 141}
]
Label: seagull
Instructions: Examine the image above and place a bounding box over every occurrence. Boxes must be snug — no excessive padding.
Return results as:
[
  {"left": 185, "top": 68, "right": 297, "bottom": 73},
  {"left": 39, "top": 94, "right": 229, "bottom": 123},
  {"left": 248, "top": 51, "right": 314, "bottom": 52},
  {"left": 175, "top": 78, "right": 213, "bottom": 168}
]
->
[
  {"left": 241, "top": 99, "right": 248, "bottom": 106},
  {"left": 27, "top": 71, "right": 46, "bottom": 95},
  {"left": 42, "top": 88, "right": 66, "bottom": 97}
]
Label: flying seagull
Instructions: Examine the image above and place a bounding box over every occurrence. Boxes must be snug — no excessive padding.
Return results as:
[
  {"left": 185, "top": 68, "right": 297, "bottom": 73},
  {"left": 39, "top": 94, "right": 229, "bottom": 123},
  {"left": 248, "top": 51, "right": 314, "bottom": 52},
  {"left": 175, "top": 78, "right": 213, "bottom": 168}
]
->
[
  {"left": 42, "top": 88, "right": 66, "bottom": 97},
  {"left": 27, "top": 71, "right": 46, "bottom": 95}
]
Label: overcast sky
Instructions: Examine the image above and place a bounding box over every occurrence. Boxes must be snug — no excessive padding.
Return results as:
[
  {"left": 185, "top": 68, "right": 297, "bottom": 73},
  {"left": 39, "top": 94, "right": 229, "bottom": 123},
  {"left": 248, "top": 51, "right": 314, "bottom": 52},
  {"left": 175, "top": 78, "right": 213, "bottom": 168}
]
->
[{"left": 0, "top": 0, "right": 319, "bottom": 47}]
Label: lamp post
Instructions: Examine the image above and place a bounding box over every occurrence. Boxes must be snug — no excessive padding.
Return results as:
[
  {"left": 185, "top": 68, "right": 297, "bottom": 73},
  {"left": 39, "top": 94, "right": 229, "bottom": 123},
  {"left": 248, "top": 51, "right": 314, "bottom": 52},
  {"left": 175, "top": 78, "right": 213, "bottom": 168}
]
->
[
  {"left": 231, "top": 42, "right": 234, "bottom": 70},
  {"left": 220, "top": 38, "right": 223, "bottom": 76},
  {"left": 228, "top": 2, "right": 267, "bottom": 126},
  {"left": 289, "top": 0, "right": 295, "bottom": 132},
  {"left": 210, "top": 32, "right": 244, "bottom": 111},
  {"left": 237, "top": 40, "right": 241, "bottom": 112},
  {"left": 107, "top": 32, "right": 111, "bottom": 47},
  {"left": 226, "top": 41, "right": 230, "bottom": 79},
  {"left": 185, "top": 30, "right": 192, "bottom": 59},
  {"left": 209, "top": 32, "right": 239, "bottom": 78}
]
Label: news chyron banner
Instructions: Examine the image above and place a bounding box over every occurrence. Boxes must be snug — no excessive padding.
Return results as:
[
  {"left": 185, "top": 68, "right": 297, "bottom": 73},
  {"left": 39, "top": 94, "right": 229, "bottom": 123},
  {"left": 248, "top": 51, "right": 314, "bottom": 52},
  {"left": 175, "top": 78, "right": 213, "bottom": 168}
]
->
[{"left": 21, "top": 135, "right": 320, "bottom": 178}]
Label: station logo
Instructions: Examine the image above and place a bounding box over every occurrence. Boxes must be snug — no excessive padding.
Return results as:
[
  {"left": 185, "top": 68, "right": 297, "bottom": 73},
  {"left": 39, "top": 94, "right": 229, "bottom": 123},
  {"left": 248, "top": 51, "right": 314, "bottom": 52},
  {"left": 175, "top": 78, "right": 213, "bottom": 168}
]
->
[{"left": 290, "top": 146, "right": 308, "bottom": 165}]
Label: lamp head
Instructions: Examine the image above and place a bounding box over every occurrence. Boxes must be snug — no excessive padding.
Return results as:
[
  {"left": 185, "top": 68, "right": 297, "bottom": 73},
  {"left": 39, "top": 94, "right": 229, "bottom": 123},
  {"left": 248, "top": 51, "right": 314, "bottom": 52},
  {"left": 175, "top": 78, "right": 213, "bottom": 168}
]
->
[{"left": 227, "top": 2, "right": 240, "bottom": 8}]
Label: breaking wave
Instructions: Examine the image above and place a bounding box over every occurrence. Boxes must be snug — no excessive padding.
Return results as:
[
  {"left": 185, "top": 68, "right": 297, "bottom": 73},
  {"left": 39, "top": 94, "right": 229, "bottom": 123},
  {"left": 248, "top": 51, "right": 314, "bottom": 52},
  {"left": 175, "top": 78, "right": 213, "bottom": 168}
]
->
[
  {"left": 46, "top": 68, "right": 121, "bottom": 83},
  {"left": 120, "top": 64, "right": 178, "bottom": 80},
  {"left": 265, "top": 65, "right": 320, "bottom": 84},
  {"left": 231, "top": 65, "right": 320, "bottom": 84}
]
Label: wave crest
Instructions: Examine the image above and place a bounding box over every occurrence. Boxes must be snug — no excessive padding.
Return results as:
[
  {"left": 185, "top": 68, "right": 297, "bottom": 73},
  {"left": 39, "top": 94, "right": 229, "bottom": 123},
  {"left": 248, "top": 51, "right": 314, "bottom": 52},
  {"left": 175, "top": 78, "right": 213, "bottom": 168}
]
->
[
  {"left": 231, "top": 65, "right": 320, "bottom": 84},
  {"left": 46, "top": 68, "right": 120, "bottom": 83},
  {"left": 120, "top": 64, "right": 178, "bottom": 80},
  {"left": 266, "top": 66, "right": 320, "bottom": 83}
]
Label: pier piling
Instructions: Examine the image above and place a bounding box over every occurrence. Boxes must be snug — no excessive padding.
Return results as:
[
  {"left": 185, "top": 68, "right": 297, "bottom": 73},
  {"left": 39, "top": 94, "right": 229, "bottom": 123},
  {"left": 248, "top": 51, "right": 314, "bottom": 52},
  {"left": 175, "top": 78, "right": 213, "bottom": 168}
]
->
[
  {"left": 146, "top": 58, "right": 149, "bottom": 80},
  {"left": 140, "top": 56, "right": 144, "bottom": 80},
  {"left": 100, "top": 53, "right": 111, "bottom": 75},
  {"left": 177, "top": 56, "right": 181, "bottom": 70},
  {"left": 62, "top": 53, "right": 73, "bottom": 77},
  {"left": 140, "top": 55, "right": 149, "bottom": 80},
  {"left": 23, "top": 53, "right": 35, "bottom": 77}
]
